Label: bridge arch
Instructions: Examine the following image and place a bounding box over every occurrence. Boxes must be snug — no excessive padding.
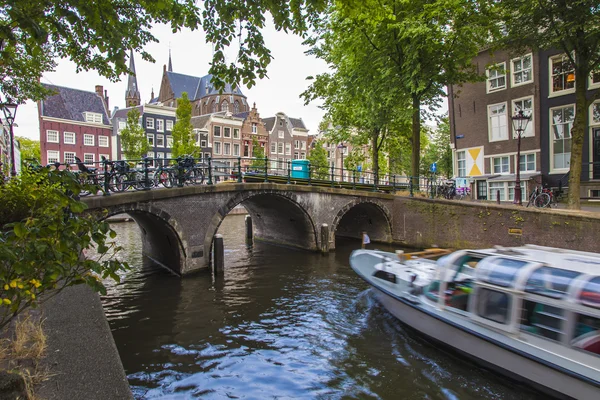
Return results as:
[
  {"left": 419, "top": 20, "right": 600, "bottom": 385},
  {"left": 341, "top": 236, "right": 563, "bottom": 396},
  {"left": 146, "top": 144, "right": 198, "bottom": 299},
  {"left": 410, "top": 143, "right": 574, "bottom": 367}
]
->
[
  {"left": 203, "top": 190, "right": 319, "bottom": 257},
  {"left": 331, "top": 198, "right": 393, "bottom": 244},
  {"left": 104, "top": 204, "right": 186, "bottom": 275}
]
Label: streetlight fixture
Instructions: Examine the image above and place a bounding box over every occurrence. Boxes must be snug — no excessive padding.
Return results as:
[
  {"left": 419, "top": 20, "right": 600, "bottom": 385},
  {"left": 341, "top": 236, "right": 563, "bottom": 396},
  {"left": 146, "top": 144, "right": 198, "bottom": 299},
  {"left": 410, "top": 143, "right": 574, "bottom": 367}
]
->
[
  {"left": 337, "top": 143, "right": 347, "bottom": 181},
  {"left": 511, "top": 109, "right": 531, "bottom": 205},
  {"left": 1, "top": 102, "right": 18, "bottom": 177}
]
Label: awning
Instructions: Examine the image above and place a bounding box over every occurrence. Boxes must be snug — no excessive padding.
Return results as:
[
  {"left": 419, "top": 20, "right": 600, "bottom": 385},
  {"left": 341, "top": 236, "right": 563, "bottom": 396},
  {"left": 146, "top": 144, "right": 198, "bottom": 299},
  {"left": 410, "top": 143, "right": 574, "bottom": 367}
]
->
[
  {"left": 470, "top": 174, "right": 499, "bottom": 180},
  {"left": 487, "top": 172, "right": 541, "bottom": 182}
]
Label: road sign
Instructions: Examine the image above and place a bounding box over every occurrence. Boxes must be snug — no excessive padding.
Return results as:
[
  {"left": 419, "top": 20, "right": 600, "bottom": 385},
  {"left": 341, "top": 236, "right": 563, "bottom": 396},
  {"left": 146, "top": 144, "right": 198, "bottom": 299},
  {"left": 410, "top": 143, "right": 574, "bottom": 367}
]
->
[
  {"left": 430, "top": 162, "right": 437, "bottom": 173},
  {"left": 357, "top": 165, "right": 362, "bottom": 172}
]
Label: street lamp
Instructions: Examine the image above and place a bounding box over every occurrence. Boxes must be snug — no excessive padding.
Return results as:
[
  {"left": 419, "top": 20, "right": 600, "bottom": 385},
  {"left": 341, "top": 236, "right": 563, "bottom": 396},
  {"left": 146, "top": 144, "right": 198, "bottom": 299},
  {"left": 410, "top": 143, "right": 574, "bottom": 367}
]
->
[
  {"left": 337, "top": 143, "right": 346, "bottom": 181},
  {"left": 1, "top": 102, "right": 18, "bottom": 177},
  {"left": 511, "top": 109, "right": 531, "bottom": 205}
]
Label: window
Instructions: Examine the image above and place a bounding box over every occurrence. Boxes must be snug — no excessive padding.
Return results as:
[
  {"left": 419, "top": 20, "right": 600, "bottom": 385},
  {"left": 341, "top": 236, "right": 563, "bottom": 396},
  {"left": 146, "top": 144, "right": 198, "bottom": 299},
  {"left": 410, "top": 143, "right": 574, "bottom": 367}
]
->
[
  {"left": 211, "top": 102, "right": 216, "bottom": 113},
  {"left": 83, "top": 134, "right": 94, "bottom": 146},
  {"left": 592, "top": 102, "right": 600, "bottom": 125},
  {"left": 244, "top": 143, "right": 249, "bottom": 157},
  {"left": 47, "top": 150, "right": 59, "bottom": 163},
  {"left": 488, "top": 103, "right": 508, "bottom": 141},
  {"left": 83, "top": 153, "right": 95, "bottom": 165},
  {"left": 156, "top": 119, "right": 164, "bottom": 132},
  {"left": 551, "top": 105, "right": 574, "bottom": 170},
  {"left": 551, "top": 54, "right": 575, "bottom": 94},
  {"left": 146, "top": 117, "right": 155, "bottom": 129},
  {"left": 279, "top": 120, "right": 283, "bottom": 126},
  {"left": 214, "top": 141, "right": 221, "bottom": 154},
  {"left": 508, "top": 182, "right": 527, "bottom": 202},
  {"left": 511, "top": 54, "right": 533, "bottom": 86},
  {"left": 488, "top": 182, "right": 506, "bottom": 201},
  {"left": 519, "top": 153, "right": 536, "bottom": 172},
  {"left": 200, "top": 140, "right": 207, "bottom": 147},
  {"left": 572, "top": 314, "right": 600, "bottom": 356},
  {"left": 493, "top": 156, "right": 509, "bottom": 174},
  {"left": 156, "top": 134, "right": 164, "bottom": 147},
  {"left": 285, "top": 143, "right": 291, "bottom": 155},
  {"left": 294, "top": 152, "right": 299, "bottom": 160},
  {"left": 85, "top": 112, "right": 103, "bottom": 124},
  {"left": 156, "top": 152, "right": 164, "bottom": 160},
  {"left": 224, "top": 143, "right": 231, "bottom": 155},
  {"left": 166, "top": 120, "right": 173, "bottom": 131},
  {"left": 521, "top": 301, "right": 564, "bottom": 341},
  {"left": 63, "top": 152, "right": 76, "bottom": 165},
  {"left": 233, "top": 101, "right": 240, "bottom": 114},
  {"left": 221, "top": 101, "right": 228, "bottom": 113},
  {"left": 213, "top": 126, "right": 221, "bottom": 137},
  {"left": 512, "top": 97, "right": 534, "bottom": 137},
  {"left": 294, "top": 140, "right": 300, "bottom": 149},
  {"left": 233, "top": 144, "right": 240, "bottom": 156},
  {"left": 98, "top": 136, "right": 109, "bottom": 147},
  {"left": 118, "top": 121, "right": 126, "bottom": 131},
  {"left": 271, "top": 142, "right": 276, "bottom": 154},
  {"left": 233, "top": 128, "right": 240, "bottom": 139},
  {"left": 64, "top": 132, "right": 76, "bottom": 144},
  {"left": 224, "top": 127, "right": 231, "bottom": 138},
  {"left": 278, "top": 130, "right": 284, "bottom": 139},
  {"left": 47, "top": 130, "right": 59, "bottom": 143},
  {"left": 167, "top": 136, "right": 173, "bottom": 148},
  {"left": 277, "top": 143, "right": 283, "bottom": 154},
  {"left": 486, "top": 62, "right": 506, "bottom": 93},
  {"left": 476, "top": 288, "right": 510, "bottom": 324},
  {"left": 147, "top": 134, "right": 154, "bottom": 146},
  {"left": 457, "top": 151, "right": 466, "bottom": 177}
]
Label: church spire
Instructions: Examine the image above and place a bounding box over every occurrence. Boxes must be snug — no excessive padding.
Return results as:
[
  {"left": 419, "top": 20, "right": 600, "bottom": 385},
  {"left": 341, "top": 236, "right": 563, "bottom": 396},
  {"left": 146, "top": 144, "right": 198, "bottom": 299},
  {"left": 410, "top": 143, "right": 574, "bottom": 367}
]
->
[
  {"left": 125, "top": 49, "right": 141, "bottom": 107},
  {"left": 168, "top": 48, "right": 173, "bottom": 72}
]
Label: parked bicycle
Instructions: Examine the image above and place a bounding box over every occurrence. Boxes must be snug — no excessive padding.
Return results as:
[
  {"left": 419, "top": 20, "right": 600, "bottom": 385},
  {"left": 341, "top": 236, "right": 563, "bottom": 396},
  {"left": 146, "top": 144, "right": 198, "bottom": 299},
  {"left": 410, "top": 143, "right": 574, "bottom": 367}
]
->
[{"left": 526, "top": 185, "right": 559, "bottom": 208}]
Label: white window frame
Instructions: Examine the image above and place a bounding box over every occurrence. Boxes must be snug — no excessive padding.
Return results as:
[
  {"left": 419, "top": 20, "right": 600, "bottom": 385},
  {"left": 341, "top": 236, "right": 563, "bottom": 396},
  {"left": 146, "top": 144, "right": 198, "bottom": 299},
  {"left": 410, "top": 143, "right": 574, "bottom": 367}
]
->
[
  {"left": 518, "top": 152, "right": 536, "bottom": 173},
  {"left": 213, "top": 126, "right": 221, "bottom": 137},
  {"left": 512, "top": 96, "right": 534, "bottom": 138},
  {"left": 277, "top": 142, "right": 284, "bottom": 154},
  {"left": 486, "top": 62, "right": 506, "bottom": 93},
  {"left": 233, "top": 143, "right": 240, "bottom": 156},
  {"left": 549, "top": 54, "right": 576, "bottom": 97},
  {"left": 98, "top": 135, "right": 109, "bottom": 147},
  {"left": 47, "top": 150, "right": 59, "bottom": 163},
  {"left": 118, "top": 121, "right": 126, "bottom": 131},
  {"left": 166, "top": 120, "right": 173, "bottom": 131},
  {"left": 47, "top": 130, "right": 59, "bottom": 143},
  {"left": 146, "top": 117, "right": 155, "bottom": 129},
  {"left": 233, "top": 128, "right": 240, "bottom": 139},
  {"left": 511, "top": 53, "right": 533, "bottom": 87},
  {"left": 63, "top": 151, "right": 76, "bottom": 165},
  {"left": 156, "top": 134, "right": 164, "bottom": 148},
  {"left": 85, "top": 112, "right": 103, "bottom": 124},
  {"left": 224, "top": 142, "right": 231, "bottom": 155},
  {"left": 550, "top": 104, "right": 575, "bottom": 172},
  {"left": 63, "top": 131, "right": 76, "bottom": 145},
  {"left": 83, "top": 153, "right": 95, "bottom": 166},
  {"left": 591, "top": 101, "right": 600, "bottom": 126},
  {"left": 83, "top": 134, "right": 95, "bottom": 146},
  {"left": 167, "top": 136, "right": 173, "bottom": 148},
  {"left": 200, "top": 139, "right": 207, "bottom": 147},
  {"left": 224, "top": 127, "right": 231, "bottom": 138},
  {"left": 252, "top": 123, "right": 257, "bottom": 134},
  {"left": 147, "top": 134, "right": 154, "bottom": 146},
  {"left": 270, "top": 142, "right": 276, "bottom": 154},
  {"left": 488, "top": 102, "right": 509, "bottom": 142},
  {"left": 492, "top": 156, "right": 510, "bottom": 174},
  {"left": 156, "top": 119, "right": 164, "bottom": 132},
  {"left": 457, "top": 151, "right": 466, "bottom": 177},
  {"left": 278, "top": 130, "right": 284, "bottom": 139},
  {"left": 214, "top": 141, "right": 222, "bottom": 155},
  {"left": 285, "top": 143, "right": 291, "bottom": 155}
]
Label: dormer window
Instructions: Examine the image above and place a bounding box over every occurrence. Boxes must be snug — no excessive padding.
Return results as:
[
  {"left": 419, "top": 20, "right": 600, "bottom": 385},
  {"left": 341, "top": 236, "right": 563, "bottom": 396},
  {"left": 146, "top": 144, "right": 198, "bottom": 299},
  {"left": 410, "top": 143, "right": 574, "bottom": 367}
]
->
[{"left": 84, "top": 112, "right": 103, "bottom": 124}]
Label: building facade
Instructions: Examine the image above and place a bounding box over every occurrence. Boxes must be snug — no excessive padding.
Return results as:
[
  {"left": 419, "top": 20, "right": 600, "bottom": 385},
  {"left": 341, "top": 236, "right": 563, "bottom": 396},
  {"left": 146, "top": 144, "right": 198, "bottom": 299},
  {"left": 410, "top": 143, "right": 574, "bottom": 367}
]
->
[
  {"left": 38, "top": 84, "right": 112, "bottom": 167},
  {"left": 263, "top": 112, "right": 309, "bottom": 173}
]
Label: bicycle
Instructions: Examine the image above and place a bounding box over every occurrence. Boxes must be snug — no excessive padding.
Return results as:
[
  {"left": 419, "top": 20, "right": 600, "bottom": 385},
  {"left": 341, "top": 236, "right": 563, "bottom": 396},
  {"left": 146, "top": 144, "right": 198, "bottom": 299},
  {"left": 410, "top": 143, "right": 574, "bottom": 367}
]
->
[{"left": 526, "top": 186, "right": 554, "bottom": 208}]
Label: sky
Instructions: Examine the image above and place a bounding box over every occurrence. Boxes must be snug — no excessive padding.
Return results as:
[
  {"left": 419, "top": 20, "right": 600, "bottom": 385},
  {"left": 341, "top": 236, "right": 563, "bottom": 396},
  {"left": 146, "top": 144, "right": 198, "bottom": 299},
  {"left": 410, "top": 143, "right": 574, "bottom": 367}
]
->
[{"left": 14, "top": 22, "right": 330, "bottom": 140}]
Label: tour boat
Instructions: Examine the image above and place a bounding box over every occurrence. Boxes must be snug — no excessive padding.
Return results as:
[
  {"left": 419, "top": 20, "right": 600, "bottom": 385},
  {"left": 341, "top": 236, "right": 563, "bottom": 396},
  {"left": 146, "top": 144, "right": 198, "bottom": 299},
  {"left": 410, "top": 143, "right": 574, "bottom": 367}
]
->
[{"left": 349, "top": 245, "right": 600, "bottom": 399}]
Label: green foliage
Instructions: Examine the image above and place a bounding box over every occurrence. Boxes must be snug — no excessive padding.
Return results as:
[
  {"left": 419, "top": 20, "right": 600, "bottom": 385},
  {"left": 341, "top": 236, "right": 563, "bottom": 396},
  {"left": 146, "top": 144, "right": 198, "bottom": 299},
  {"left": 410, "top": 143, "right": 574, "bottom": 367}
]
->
[
  {"left": 15, "top": 136, "right": 40, "bottom": 167},
  {"left": 171, "top": 92, "right": 199, "bottom": 158},
  {"left": 250, "top": 136, "right": 265, "bottom": 171},
  {"left": 120, "top": 108, "right": 150, "bottom": 161},
  {"left": 0, "top": 167, "right": 128, "bottom": 329},
  {"left": 307, "top": 139, "right": 329, "bottom": 179},
  {"left": 1, "top": 0, "right": 329, "bottom": 102},
  {"left": 420, "top": 118, "right": 452, "bottom": 178}
]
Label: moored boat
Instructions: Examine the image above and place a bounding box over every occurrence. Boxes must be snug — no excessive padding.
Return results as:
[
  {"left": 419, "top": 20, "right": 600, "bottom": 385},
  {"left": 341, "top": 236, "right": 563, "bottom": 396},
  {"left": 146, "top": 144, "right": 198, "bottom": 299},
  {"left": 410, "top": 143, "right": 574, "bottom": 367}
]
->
[{"left": 350, "top": 245, "right": 600, "bottom": 399}]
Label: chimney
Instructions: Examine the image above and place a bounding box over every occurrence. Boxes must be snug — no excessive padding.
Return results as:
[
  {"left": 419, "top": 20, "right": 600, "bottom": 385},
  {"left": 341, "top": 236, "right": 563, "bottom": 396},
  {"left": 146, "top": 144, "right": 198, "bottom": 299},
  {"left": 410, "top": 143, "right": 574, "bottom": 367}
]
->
[
  {"left": 104, "top": 89, "right": 110, "bottom": 113},
  {"left": 95, "top": 85, "right": 103, "bottom": 98}
]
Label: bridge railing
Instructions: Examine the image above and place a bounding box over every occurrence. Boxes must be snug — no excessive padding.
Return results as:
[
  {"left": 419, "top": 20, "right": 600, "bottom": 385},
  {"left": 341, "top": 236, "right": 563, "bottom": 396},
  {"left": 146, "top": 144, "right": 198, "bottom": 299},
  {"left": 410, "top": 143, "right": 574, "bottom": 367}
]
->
[{"left": 35, "top": 155, "right": 449, "bottom": 198}]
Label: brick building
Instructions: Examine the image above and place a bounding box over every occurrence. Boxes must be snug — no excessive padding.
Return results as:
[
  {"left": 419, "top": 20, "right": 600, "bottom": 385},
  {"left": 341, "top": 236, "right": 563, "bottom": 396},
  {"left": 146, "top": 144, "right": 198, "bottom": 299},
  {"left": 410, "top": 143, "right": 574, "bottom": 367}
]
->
[{"left": 263, "top": 112, "right": 308, "bottom": 173}]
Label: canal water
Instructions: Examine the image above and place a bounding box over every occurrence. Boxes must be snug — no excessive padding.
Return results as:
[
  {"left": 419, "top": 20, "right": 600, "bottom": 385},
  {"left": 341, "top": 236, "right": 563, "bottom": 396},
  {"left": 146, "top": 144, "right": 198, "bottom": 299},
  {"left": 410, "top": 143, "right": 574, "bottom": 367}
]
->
[{"left": 102, "top": 215, "right": 537, "bottom": 399}]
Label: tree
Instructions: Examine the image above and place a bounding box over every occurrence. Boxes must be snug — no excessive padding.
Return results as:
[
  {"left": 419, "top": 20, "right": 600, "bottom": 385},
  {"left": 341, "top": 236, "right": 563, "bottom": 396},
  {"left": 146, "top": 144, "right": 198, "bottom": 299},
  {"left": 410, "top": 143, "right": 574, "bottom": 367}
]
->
[
  {"left": 0, "top": 166, "right": 127, "bottom": 329},
  {"left": 420, "top": 118, "right": 452, "bottom": 178},
  {"left": 498, "top": 1, "right": 600, "bottom": 209},
  {"left": 307, "top": 139, "right": 329, "bottom": 179},
  {"left": 15, "top": 136, "right": 40, "bottom": 166},
  {"left": 250, "top": 136, "right": 266, "bottom": 171},
  {"left": 1, "top": 0, "right": 328, "bottom": 102},
  {"left": 120, "top": 108, "right": 150, "bottom": 161},
  {"left": 171, "top": 92, "right": 199, "bottom": 158}
]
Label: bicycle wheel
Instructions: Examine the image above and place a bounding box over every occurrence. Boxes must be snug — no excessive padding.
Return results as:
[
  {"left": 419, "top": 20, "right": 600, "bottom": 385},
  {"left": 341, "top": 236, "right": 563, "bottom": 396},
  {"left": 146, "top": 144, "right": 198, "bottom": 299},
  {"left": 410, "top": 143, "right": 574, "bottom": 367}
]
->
[
  {"left": 534, "top": 192, "right": 551, "bottom": 208},
  {"left": 526, "top": 193, "right": 534, "bottom": 207},
  {"left": 154, "top": 170, "right": 174, "bottom": 188},
  {"left": 109, "top": 173, "right": 127, "bottom": 192},
  {"left": 191, "top": 168, "right": 205, "bottom": 184}
]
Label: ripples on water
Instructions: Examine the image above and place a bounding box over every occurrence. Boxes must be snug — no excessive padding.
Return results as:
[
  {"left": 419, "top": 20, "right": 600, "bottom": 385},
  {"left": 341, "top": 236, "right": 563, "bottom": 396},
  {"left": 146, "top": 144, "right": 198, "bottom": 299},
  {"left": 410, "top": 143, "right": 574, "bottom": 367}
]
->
[{"left": 102, "top": 215, "right": 537, "bottom": 400}]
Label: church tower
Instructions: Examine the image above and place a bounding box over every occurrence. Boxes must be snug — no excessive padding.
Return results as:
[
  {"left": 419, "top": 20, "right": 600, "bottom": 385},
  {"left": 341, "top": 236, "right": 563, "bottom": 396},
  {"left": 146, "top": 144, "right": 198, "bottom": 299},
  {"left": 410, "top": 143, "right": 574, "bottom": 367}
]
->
[{"left": 125, "top": 49, "right": 141, "bottom": 107}]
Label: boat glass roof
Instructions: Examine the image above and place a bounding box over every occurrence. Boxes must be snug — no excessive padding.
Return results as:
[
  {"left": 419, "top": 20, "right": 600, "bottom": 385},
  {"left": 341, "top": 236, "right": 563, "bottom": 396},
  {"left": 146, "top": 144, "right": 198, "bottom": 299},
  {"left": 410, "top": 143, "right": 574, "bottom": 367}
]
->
[
  {"left": 477, "top": 257, "right": 528, "bottom": 287},
  {"left": 580, "top": 277, "right": 600, "bottom": 309},
  {"left": 524, "top": 267, "right": 580, "bottom": 299}
]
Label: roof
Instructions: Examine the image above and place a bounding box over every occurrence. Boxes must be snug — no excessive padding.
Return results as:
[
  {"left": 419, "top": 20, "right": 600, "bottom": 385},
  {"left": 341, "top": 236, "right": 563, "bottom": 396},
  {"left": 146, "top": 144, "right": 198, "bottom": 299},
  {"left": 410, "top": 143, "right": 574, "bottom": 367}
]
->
[
  {"left": 290, "top": 117, "right": 307, "bottom": 130},
  {"left": 112, "top": 105, "right": 143, "bottom": 120},
  {"left": 166, "top": 71, "right": 245, "bottom": 101},
  {"left": 40, "top": 84, "right": 110, "bottom": 125},
  {"left": 233, "top": 111, "right": 250, "bottom": 119},
  {"left": 262, "top": 117, "right": 275, "bottom": 132},
  {"left": 191, "top": 114, "right": 211, "bottom": 130}
]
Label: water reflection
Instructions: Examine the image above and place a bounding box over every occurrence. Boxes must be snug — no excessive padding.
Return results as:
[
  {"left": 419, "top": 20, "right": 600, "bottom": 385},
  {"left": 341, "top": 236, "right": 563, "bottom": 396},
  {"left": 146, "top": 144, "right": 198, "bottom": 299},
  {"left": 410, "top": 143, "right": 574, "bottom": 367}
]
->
[{"left": 102, "top": 215, "right": 537, "bottom": 399}]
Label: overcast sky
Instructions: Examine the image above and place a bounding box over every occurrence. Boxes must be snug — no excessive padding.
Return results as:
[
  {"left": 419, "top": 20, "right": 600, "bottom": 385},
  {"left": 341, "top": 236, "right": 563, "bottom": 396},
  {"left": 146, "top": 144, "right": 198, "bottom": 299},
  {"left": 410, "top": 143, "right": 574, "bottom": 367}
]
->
[{"left": 14, "top": 22, "right": 330, "bottom": 140}]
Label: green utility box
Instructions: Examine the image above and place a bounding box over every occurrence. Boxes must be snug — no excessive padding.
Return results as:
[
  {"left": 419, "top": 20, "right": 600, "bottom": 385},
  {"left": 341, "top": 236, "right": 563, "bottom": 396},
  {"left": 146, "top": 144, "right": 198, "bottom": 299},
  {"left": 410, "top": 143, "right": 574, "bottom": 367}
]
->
[{"left": 291, "top": 159, "right": 310, "bottom": 179}]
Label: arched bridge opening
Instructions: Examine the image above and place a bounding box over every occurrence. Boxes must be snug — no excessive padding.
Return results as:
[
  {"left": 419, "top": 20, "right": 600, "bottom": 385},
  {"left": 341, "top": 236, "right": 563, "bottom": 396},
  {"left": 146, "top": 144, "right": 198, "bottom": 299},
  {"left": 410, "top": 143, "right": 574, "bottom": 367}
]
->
[
  {"left": 333, "top": 201, "right": 392, "bottom": 245},
  {"left": 105, "top": 210, "right": 185, "bottom": 275}
]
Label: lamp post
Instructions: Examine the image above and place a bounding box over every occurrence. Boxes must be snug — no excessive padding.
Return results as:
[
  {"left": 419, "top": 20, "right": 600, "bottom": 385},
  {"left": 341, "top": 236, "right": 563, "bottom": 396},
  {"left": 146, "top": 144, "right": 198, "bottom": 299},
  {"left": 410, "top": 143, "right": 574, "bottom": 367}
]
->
[
  {"left": 511, "top": 109, "right": 531, "bottom": 205},
  {"left": 337, "top": 143, "right": 346, "bottom": 181},
  {"left": 1, "top": 102, "right": 18, "bottom": 177}
]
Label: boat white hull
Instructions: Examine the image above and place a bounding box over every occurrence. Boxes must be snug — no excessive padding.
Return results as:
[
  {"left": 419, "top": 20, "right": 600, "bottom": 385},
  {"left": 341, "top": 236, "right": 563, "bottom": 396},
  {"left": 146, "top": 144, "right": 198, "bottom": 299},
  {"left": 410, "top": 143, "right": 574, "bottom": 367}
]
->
[{"left": 372, "top": 288, "right": 599, "bottom": 400}]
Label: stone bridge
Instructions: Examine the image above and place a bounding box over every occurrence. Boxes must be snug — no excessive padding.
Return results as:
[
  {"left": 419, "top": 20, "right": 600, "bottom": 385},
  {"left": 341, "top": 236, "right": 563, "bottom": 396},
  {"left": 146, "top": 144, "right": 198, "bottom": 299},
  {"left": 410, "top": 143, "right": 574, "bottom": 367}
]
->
[{"left": 83, "top": 183, "right": 396, "bottom": 275}]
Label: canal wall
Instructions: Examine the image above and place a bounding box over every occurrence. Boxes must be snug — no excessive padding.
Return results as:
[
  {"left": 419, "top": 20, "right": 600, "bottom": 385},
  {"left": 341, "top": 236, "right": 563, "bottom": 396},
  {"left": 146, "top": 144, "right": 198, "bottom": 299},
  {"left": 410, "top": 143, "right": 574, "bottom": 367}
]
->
[{"left": 392, "top": 196, "right": 600, "bottom": 252}]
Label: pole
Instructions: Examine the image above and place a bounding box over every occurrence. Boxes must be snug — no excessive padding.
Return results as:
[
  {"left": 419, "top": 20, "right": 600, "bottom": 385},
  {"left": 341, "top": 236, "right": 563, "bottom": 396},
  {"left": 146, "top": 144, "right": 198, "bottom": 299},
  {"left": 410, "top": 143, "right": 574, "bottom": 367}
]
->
[
  {"left": 213, "top": 234, "right": 224, "bottom": 274},
  {"left": 514, "top": 132, "right": 522, "bottom": 205},
  {"left": 9, "top": 123, "right": 16, "bottom": 176},
  {"left": 340, "top": 148, "right": 344, "bottom": 182}
]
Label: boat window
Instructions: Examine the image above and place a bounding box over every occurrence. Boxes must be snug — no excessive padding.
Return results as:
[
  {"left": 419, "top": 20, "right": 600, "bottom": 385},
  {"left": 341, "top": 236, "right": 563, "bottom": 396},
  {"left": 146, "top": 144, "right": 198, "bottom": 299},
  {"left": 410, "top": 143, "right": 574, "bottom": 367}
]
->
[
  {"left": 525, "top": 267, "right": 580, "bottom": 299},
  {"left": 571, "top": 314, "right": 600, "bottom": 356},
  {"left": 579, "top": 277, "right": 600, "bottom": 309},
  {"left": 372, "top": 269, "right": 397, "bottom": 284},
  {"left": 520, "top": 301, "right": 564, "bottom": 341},
  {"left": 476, "top": 288, "right": 510, "bottom": 324},
  {"left": 478, "top": 258, "right": 528, "bottom": 287}
]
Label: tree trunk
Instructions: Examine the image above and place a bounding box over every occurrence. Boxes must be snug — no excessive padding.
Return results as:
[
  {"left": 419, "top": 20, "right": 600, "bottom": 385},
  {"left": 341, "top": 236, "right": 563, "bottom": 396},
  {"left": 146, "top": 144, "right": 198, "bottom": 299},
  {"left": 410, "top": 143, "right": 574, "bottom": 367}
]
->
[
  {"left": 411, "top": 94, "right": 421, "bottom": 188},
  {"left": 567, "top": 69, "right": 587, "bottom": 210},
  {"left": 372, "top": 127, "right": 380, "bottom": 185}
]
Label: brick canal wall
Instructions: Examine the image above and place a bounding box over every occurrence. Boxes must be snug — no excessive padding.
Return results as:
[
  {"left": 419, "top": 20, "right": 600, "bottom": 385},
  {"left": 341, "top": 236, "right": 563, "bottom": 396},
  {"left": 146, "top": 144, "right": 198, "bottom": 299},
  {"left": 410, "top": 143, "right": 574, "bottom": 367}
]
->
[{"left": 392, "top": 196, "right": 600, "bottom": 252}]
